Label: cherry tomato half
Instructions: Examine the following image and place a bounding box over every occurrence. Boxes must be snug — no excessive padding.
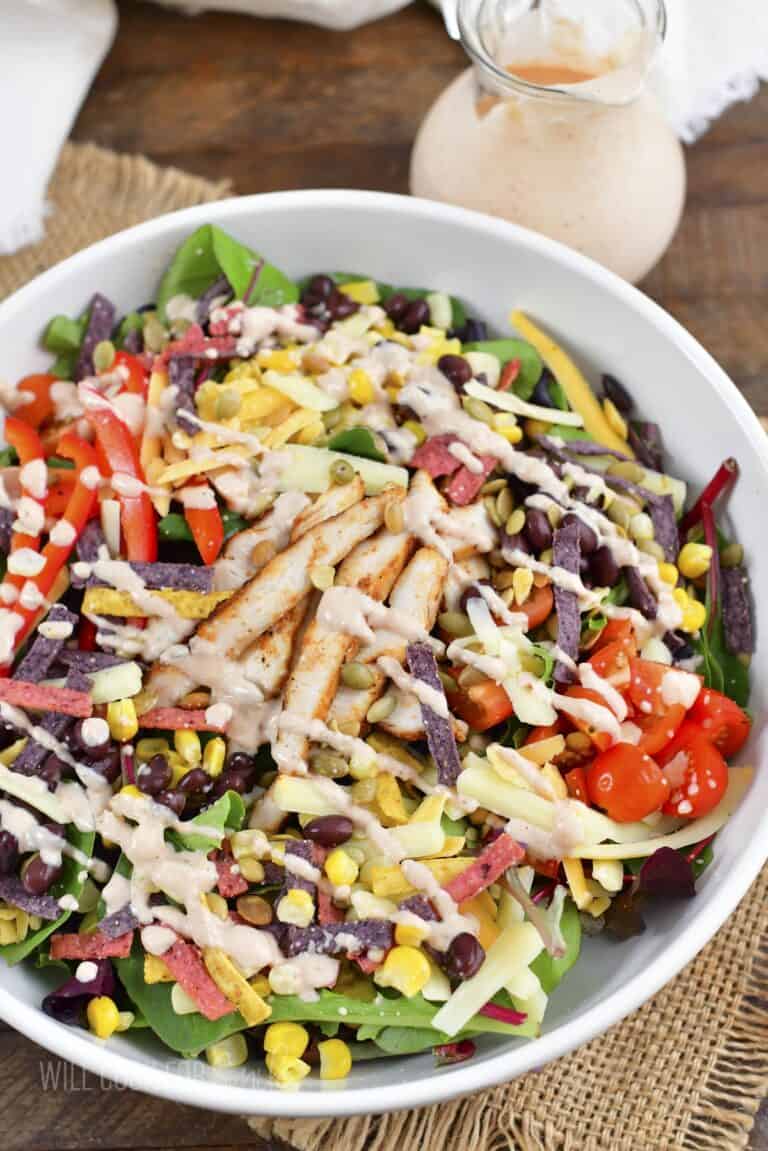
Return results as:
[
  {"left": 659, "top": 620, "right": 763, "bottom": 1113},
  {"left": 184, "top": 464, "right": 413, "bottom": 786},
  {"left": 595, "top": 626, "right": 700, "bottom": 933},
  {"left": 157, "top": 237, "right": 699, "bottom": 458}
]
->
[
  {"left": 448, "top": 679, "right": 513, "bottom": 733},
  {"left": 564, "top": 765, "right": 589, "bottom": 804},
  {"left": 658, "top": 721, "right": 729, "bottom": 819},
  {"left": 562, "top": 685, "right": 615, "bottom": 752},
  {"left": 627, "top": 658, "right": 700, "bottom": 715},
  {"left": 586, "top": 743, "right": 671, "bottom": 822},
  {"left": 519, "top": 582, "right": 554, "bottom": 631},
  {"left": 688, "top": 688, "right": 751, "bottom": 758},
  {"left": 633, "top": 703, "right": 686, "bottom": 757},
  {"left": 587, "top": 637, "right": 633, "bottom": 687},
  {"left": 590, "top": 616, "right": 635, "bottom": 653}
]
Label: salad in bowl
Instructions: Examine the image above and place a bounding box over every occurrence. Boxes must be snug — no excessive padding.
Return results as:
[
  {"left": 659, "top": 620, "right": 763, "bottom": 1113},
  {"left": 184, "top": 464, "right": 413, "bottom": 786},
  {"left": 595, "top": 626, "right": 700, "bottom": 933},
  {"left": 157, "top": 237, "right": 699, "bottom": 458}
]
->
[{"left": 0, "top": 222, "right": 755, "bottom": 1086}]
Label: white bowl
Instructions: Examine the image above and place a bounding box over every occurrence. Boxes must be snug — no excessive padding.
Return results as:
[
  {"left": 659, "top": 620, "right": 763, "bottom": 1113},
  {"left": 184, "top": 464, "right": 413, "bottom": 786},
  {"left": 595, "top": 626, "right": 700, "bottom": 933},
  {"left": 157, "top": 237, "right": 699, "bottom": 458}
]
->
[{"left": 0, "top": 190, "right": 766, "bottom": 1118}]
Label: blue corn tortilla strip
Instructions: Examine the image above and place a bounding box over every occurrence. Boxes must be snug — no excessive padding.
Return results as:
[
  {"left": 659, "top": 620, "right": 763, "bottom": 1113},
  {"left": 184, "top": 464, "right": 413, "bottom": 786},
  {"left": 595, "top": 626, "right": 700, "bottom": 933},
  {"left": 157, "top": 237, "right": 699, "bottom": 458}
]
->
[
  {"left": 57, "top": 649, "right": 125, "bottom": 673},
  {"left": 405, "top": 643, "right": 462, "bottom": 787},
  {"left": 648, "top": 494, "right": 679, "bottom": 562},
  {"left": 197, "top": 274, "right": 232, "bottom": 326},
  {"left": 0, "top": 507, "right": 13, "bottom": 554},
  {"left": 75, "top": 519, "right": 107, "bottom": 566},
  {"left": 552, "top": 519, "right": 581, "bottom": 684},
  {"left": 14, "top": 604, "right": 78, "bottom": 683},
  {"left": 168, "top": 356, "right": 198, "bottom": 434},
  {"left": 11, "top": 667, "right": 90, "bottom": 776},
  {"left": 280, "top": 839, "right": 316, "bottom": 899},
  {"left": 75, "top": 293, "right": 117, "bottom": 382},
  {"left": 629, "top": 421, "right": 664, "bottom": 471},
  {"left": 560, "top": 439, "right": 631, "bottom": 461},
  {"left": 97, "top": 904, "right": 139, "bottom": 939},
  {"left": 42, "top": 959, "right": 115, "bottom": 1025},
  {"left": 624, "top": 566, "right": 658, "bottom": 620},
  {"left": 399, "top": 894, "right": 438, "bottom": 922},
  {"left": 87, "top": 561, "right": 213, "bottom": 594},
  {"left": 283, "top": 919, "right": 394, "bottom": 958},
  {"left": 0, "top": 876, "right": 61, "bottom": 920},
  {"left": 721, "top": 565, "right": 754, "bottom": 654}
]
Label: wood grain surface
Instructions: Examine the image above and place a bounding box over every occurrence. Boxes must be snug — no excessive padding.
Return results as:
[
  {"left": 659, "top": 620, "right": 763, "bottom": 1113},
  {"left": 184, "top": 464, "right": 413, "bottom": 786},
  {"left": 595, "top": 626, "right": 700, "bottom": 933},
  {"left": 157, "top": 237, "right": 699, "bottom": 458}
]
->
[{"left": 5, "top": 1, "right": 767, "bottom": 1148}]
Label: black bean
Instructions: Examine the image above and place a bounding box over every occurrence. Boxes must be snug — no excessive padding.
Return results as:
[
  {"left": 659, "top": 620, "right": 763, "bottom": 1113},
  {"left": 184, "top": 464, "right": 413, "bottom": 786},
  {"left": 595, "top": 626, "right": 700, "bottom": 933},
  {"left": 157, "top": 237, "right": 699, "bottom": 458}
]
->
[
  {"left": 88, "top": 748, "right": 121, "bottom": 784},
  {"left": 602, "top": 373, "right": 633, "bottom": 414},
  {"left": 177, "top": 767, "right": 213, "bottom": 797},
  {"left": 383, "top": 292, "right": 409, "bottom": 322},
  {"left": 68, "top": 719, "right": 110, "bottom": 759},
  {"left": 226, "top": 752, "right": 256, "bottom": 778},
  {"left": 212, "top": 766, "right": 252, "bottom": 798},
  {"left": 442, "top": 932, "right": 485, "bottom": 980},
  {"left": 524, "top": 507, "right": 553, "bottom": 553},
  {"left": 41, "top": 820, "right": 66, "bottom": 840},
  {"left": 501, "top": 529, "right": 530, "bottom": 554},
  {"left": 327, "top": 291, "right": 358, "bottom": 320},
  {"left": 305, "top": 275, "right": 335, "bottom": 302},
  {"left": 562, "top": 512, "right": 598, "bottom": 554},
  {"left": 531, "top": 369, "right": 556, "bottom": 408},
  {"left": 155, "top": 789, "right": 186, "bottom": 816},
  {"left": 137, "top": 754, "right": 172, "bottom": 796},
  {"left": 437, "top": 354, "right": 473, "bottom": 391},
  {"left": 21, "top": 853, "right": 63, "bottom": 895},
  {"left": 304, "top": 815, "right": 354, "bottom": 849},
  {"left": 459, "top": 579, "right": 492, "bottom": 613},
  {"left": 399, "top": 299, "right": 430, "bottom": 334},
  {"left": 0, "top": 723, "right": 18, "bottom": 752},
  {"left": 0, "top": 831, "right": 18, "bottom": 875},
  {"left": 457, "top": 318, "right": 488, "bottom": 343},
  {"left": 590, "top": 545, "right": 620, "bottom": 586},
  {"left": 39, "top": 754, "right": 64, "bottom": 791}
]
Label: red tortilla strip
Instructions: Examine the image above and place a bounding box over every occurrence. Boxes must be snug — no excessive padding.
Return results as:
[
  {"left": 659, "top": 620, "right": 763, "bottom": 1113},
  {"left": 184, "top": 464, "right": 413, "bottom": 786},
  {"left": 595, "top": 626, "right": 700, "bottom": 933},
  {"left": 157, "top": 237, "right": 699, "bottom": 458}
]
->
[
  {"left": 161, "top": 939, "right": 235, "bottom": 1021},
  {"left": 212, "top": 850, "right": 248, "bottom": 898},
  {"left": 138, "top": 707, "right": 226, "bottom": 732},
  {"left": 444, "top": 455, "right": 496, "bottom": 506},
  {"left": 355, "top": 955, "right": 382, "bottom": 974},
  {"left": 409, "top": 435, "right": 462, "bottom": 479},
  {"left": 0, "top": 680, "right": 92, "bottom": 718},
  {"left": 50, "top": 930, "right": 134, "bottom": 960},
  {"left": 443, "top": 833, "right": 524, "bottom": 904},
  {"left": 317, "top": 889, "right": 344, "bottom": 925}
]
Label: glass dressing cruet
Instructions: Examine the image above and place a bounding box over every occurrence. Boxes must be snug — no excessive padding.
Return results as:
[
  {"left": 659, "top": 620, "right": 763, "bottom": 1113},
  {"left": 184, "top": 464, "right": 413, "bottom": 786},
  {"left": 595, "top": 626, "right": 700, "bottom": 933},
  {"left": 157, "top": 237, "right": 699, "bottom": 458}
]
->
[{"left": 411, "top": 0, "right": 685, "bottom": 283}]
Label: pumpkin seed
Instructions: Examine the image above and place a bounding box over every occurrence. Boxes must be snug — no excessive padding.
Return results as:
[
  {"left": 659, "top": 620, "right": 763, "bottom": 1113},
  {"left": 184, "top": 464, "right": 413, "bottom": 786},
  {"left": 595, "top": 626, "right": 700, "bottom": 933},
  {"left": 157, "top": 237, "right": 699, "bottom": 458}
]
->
[
  {"left": 505, "top": 508, "right": 526, "bottom": 537},
  {"left": 496, "top": 486, "right": 514, "bottom": 522},
  {"left": 461, "top": 396, "right": 495, "bottom": 425},
  {"left": 480, "top": 478, "right": 507, "bottom": 495},
  {"left": 341, "top": 662, "right": 376, "bottom": 690},
  {"left": 607, "top": 460, "right": 645, "bottom": 483},
  {"left": 720, "top": 542, "right": 744, "bottom": 568},
  {"left": 483, "top": 495, "right": 503, "bottom": 527},
  {"left": 384, "top": 501, "right": 405, "bottom": 534},
  {"left": 366, "top": 695, "right": 397, "bottom": 724},
  {"left": 330, "top": 458, "right": 356, "bottom": 485},
  {"left": 238, "top": 857, "right": 265, "bottom": 883},
  {"left": 236, "top": 895, "right": 273, "bottom": 926},
  {"left": 143, "top": 315, "right": 168, "bottom": 354},
  {"left": 309, "top": 750, "right": 349, "bottom": 778},
  {"left": 93, "top": 340, "right": 115, "bottom": 374},
  {"left": 638, "top": 539, "right": 665, "bottom": 561},
  {"left": 438, "top": 611, "right": 473, "bottom": 637}
]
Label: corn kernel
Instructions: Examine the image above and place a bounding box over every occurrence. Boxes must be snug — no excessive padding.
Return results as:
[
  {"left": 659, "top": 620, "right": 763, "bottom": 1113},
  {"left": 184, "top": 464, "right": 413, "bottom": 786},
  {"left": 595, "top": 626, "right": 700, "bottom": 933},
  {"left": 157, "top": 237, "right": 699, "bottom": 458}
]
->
[
  {"left": 339, "top": 279, "right": 380, "bottom": 305},
  {"left": 249, "top": 974, "right": 271, "bottom": 998},
  {"left": 603, "top": 397, "right": 628, "bottom": 440},
  {"left": 403, "top": 419, "right": 426, "bottom": 445},
  {"left": 202, "top": 736, "right": 226, "bottom": 778},
  {"left": 677, "top": 542, "right": 713, "bottom": 580},
  {"left": 318, "top": 1037, "right": 352, "bottom": 1080},
  {"left": 629, "top": 512, "right": 654, "bottom": 542},
  {"left": 266, "top": 1053, "right": 311, "bottom": 1085},
  {"left": 264, "top": 1021, "right": 310, "bottom": 1058},
  {"left": 136, "top": 737, "right": 169, "bottom": 762},
  {"left": 174, "top": 729, "right": 202, "bottom": 766},
  {"left": 238, "top": 856, "right": 265, "bottom": 883},
  {"left": 276, "top": 888, "right": 315, "bottom": 927},
  {"left": 258, "top": 349, "right": 298, "bottom": 373},
  {"left": 206, "top": 892, "right": 229, "bottom": 920},
  {"left": 348, "top": 368, "right": 375, "bottom": 406},
  {"left": 673, "top": 587, "right": 707, "bottom": 633},
  {"left": 325, "top": 848, "right": 359, "bottom": 887},
  {"left": 373, "top": 945, "right": 431, "bottom": 998},
  {"left": 107, "top": 698, "right": 138, "bottom": 742},
  {"left": 144, "top": 955, "right": 173, "bottom": 984},
  {"left": 86, "top": 996, "right": 121, "bottom": 1039},
  {"left": 496, "top": 424, "right": 523, "bottom": 444},
  {"left": 658, "top": 562, "right": 679, "bottom": 586},
  {"left": 394, "top": 922, "right": 428, "bottom": 947},
  {"left": 206, "top": 1033, "right": 249, "bottom": 1068}
]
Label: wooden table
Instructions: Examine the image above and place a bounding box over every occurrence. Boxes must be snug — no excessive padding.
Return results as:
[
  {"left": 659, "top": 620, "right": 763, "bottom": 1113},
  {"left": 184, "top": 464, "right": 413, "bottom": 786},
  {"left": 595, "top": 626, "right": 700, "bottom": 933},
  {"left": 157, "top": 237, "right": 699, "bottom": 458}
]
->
[{"left": 5, "top": 1, "right": 767, "bottom": 1148}]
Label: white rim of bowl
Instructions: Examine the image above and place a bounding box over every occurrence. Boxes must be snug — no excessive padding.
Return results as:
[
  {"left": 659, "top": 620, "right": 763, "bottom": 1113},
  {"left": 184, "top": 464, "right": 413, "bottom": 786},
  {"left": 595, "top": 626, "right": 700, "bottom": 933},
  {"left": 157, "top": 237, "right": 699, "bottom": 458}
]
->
[{"left": 0, "top": 189, "right": 766, "bottom": 1117}]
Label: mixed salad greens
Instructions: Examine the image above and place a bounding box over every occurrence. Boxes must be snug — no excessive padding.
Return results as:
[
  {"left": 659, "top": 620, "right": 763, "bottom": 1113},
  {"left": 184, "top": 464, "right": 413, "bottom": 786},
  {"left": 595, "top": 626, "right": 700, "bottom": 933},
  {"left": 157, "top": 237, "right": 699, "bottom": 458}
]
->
[{"left": 0, "top": 224, "right": 754, "bottom": 1084}]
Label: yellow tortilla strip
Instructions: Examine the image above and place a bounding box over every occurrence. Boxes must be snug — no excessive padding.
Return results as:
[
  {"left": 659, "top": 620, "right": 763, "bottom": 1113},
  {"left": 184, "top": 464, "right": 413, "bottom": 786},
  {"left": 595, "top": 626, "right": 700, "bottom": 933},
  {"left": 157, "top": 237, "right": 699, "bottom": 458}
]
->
[
  {"left": 82, "top": 587, "right": 232, "bottom": 620},
  {"left": 156, "top": 447, "right": 251, "bottom": 486},
  {"left": 202, "top": 947, "right": 271, "bottom": 1026}
]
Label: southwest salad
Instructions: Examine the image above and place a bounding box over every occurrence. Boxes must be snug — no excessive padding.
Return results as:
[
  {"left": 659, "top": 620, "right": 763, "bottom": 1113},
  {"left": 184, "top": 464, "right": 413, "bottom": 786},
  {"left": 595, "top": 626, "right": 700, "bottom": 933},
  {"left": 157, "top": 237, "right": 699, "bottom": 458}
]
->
[{"left": 0, "top": 225, "right": 754, "bottom": 1084}]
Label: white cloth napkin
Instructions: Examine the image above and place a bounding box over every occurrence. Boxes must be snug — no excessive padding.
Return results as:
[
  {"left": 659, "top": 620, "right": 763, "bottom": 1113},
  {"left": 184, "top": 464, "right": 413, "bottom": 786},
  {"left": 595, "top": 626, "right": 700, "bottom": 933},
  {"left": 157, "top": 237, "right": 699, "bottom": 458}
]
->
[
  {"left": 0, "top": 0, "right": 766, "bottom": 256},
  {"left": 0, "top": 0, "right": 117, "bottom": 256}
]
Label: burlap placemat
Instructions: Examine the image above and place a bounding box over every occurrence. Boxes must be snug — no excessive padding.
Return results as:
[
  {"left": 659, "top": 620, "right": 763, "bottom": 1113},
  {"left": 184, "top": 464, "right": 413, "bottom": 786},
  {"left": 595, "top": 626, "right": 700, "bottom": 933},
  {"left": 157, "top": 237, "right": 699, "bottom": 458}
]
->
[{"left": 1, "top": 141, "right": 766, "bottom": 1151}]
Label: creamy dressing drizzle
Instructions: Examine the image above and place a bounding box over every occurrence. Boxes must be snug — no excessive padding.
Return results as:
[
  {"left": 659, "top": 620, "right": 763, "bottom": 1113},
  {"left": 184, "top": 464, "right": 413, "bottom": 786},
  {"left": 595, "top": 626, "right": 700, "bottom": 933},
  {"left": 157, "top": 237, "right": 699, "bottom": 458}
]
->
[{"left": 376, "top": 655, "right": 449, "bottom": 718}]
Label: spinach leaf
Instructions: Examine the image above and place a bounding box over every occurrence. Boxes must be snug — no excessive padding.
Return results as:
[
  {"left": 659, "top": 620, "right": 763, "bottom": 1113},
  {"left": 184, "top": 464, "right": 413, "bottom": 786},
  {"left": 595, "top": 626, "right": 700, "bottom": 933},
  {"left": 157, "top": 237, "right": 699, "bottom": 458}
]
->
[
  {"left": 372, "top": 1027, "right": 440, "bottom": 1056},
  {"left": 168, "top": 791, "right": 245, "bottom": 853},
  {"left": 0, "top": 829, "right": 95, "bottom": 966},
  {"left": 115, "top": 943, "right": 248, "bottom": 1056},
  {"left": 530, "top": 899, "right": 581, "bottom": 994},
  {"left": 43, "top": 311, "right": 89, "bottom": 379},
  {"left": 158, "top": 513, "right": 194, "bottom": 542},
  {"left": 690, "top": 840, "right": 715, "bottom": 880},
  {"left": 463, "top": 338, "right": 543, "bottom": 398},
  {"left": 46, "top": 456, "right": 75, "bottom": 471},
  {"left": 156, "top": 224, "right": 298, "bottom": 321},
  {"left": 0, "top": 447, "right": 19, "bottom": 468},
  {"left": 694, "top": 608, "right": 750, "bottom": 708},
  {"left": 604, "top": 577, "right": 629, "bottom": 607},
  {"left": 327, "top": 427, "right": 385, "bottom": 462}
]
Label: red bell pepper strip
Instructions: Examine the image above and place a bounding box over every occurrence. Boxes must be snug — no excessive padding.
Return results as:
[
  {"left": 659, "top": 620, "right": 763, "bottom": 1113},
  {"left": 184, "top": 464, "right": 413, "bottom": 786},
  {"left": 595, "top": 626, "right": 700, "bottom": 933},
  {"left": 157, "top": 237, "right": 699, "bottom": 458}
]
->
[
  {"left": 49, "top": 930, "right": 134, "bottom": 960},
  {"left": 138, "top": 707, "right": 227, "bottom": 732},
  {"left": 3, "top": 417, "right": 46, "bottom": 556},
  {"left": 83, "top": 394, "right": 157, "bottom": 563},
  {"left": 184, "top": 482, "right": 224, "bottom": 565},
  {"left": 13, "top": 374, "right": 56, "bottom": 429},
  {"left": 679, "top": 458, "right": 738, "bottom": 536},
  {"left": 0, "top": 680, "right": 92, "bottom": 717},
  {"left": 443, "top": 833, "right": 524, "bottom": 904},
  {"left": 0, "top": 434, "right": 99, "bottom": 670},
  {"left": 109, "top": 350, "right": 148, "bottom": 398},
  {"left": 161, "top": 939, "right": 235, "bottom": 1021},
  {"left": 498, "top": 359, "right": 521, "bottom": 392}
]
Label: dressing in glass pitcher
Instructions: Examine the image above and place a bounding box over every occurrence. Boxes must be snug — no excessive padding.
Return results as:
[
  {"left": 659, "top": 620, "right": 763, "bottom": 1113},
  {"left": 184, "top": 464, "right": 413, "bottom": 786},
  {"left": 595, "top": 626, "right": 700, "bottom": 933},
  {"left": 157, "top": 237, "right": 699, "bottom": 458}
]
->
[{"left": 411, "top": 0, "right": 685, "bottom": 282}]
